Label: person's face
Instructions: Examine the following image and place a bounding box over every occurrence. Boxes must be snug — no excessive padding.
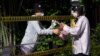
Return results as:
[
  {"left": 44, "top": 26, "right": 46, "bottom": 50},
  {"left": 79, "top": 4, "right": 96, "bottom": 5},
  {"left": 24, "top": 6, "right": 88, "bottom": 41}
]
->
[
  {"left": 71, "top": 10, "right": 78, "bottom": 18},
  {"left": 35, "top": 12, "right": 44, "bottom": 16}
]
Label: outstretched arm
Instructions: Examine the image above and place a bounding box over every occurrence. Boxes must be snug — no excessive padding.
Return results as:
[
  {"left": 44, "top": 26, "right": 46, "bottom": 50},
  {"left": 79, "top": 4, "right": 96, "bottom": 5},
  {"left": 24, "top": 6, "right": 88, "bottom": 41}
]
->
[
  {"left": 32, "top": 21, "right": 60, "bottom": 35},
  {"left": 62, "top": 19, "right": 85, "bottom": 36}
]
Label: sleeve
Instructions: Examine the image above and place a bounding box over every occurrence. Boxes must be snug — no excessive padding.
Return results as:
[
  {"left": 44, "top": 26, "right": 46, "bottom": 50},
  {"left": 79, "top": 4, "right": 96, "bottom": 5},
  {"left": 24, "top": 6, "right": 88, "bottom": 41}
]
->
[
  {"left": 32, "top": 21, "right": 53, "bottom": 35},
  {"left": 63, "top": 18, "right": 85, "bottom": 36}
]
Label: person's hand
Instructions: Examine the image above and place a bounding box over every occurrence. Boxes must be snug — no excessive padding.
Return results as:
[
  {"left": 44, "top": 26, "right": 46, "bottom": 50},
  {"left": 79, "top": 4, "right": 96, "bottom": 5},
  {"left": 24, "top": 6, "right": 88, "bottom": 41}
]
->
[
  {"left": 52, "top": 29, "right": 60, "bottom": 35},
  {"left": 58, "top": 23, "right": 65, "bottom": 31},
  {"left": 59, "top": 31, "right": 69, "bottom": 40}
]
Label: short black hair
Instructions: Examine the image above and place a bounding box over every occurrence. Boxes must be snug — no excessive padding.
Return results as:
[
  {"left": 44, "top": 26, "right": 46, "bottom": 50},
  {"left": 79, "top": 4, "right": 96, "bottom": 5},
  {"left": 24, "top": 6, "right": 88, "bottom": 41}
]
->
[
  {"left": 71, "top": 5, "right": 84, "bottom": 16},
  {"left": 71, "top": 1, "right": 85, "bottom": 16},
  {"left": 32, "top": 3, "right": 43, "bottom": 13}
]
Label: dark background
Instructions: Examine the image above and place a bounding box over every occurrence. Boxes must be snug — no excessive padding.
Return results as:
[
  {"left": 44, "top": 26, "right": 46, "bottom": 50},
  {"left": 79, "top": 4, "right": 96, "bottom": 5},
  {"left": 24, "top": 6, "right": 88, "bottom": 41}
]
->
[{"left": 0, "top": 0, "right": 100, "bottom": 28}]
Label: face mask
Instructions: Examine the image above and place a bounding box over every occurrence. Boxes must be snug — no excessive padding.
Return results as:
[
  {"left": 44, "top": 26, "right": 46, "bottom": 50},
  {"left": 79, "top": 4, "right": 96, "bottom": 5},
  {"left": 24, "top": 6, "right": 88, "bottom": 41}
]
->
[
  {"left": 35, "top": 12, "right": 44, "bottom": 16},
  {"left": 71, "top": 10, "right": 78, "bottom": 18}
]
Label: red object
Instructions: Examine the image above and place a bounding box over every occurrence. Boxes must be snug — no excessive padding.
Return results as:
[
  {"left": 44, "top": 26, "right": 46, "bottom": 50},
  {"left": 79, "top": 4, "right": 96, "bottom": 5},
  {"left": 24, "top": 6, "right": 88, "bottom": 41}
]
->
[{"left": 59, "top": 31, "right": 68, "bottom": 40}]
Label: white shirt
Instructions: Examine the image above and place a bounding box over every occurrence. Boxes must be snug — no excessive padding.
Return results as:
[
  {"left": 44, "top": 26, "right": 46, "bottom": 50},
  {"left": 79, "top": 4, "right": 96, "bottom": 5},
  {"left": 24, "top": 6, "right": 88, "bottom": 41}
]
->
[
  {"left": 21, "top": 13, "right": 57, "bottom": 50},
  {"left": 63, "top": 16, "right": 90, "bottom": 55}
]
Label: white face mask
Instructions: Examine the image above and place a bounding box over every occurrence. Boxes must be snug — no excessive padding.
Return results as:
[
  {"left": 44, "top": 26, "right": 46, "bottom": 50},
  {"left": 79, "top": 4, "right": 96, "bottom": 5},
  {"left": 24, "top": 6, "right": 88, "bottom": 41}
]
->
[
  {"left": 71, "top": 10, "right": 78, "bottom": 18},
  {"left": 35, "top": 12, "right": 44, "bottom": 16}
]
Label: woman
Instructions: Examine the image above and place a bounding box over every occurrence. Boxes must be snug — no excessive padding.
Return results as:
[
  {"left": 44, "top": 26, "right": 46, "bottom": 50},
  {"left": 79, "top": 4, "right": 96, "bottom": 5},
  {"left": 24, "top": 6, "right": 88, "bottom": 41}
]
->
[
  {"left": 21, "top": 4, "right": 59, "bottom": 54},
  {"left": 58, "top": 4, "right": 90, "bottom": 56}
]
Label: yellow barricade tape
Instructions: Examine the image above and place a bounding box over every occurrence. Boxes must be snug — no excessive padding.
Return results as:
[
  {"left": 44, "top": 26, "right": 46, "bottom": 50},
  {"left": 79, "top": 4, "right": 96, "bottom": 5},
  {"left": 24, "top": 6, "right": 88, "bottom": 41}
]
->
[
  {"left": 17, "top": 45, "right": 72, "bottom": 56},
  {"left": 0, "top": 16, "right": 74, "bottom": 22},
  {"left": 0, "top": 16, "right": 74, "bottom": 56},
  {"left": 70, "top": 19, "right": 76, "bottom": 28}
]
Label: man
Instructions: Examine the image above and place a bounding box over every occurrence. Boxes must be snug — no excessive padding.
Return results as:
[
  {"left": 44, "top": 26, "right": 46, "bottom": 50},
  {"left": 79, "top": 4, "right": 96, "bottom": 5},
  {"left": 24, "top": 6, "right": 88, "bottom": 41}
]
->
[
  {"left": 58, "top": 5, "right": 90, "bottom": 56},
  {"left": 20, "top": 4, "right": 59, "bottom": 54}
]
